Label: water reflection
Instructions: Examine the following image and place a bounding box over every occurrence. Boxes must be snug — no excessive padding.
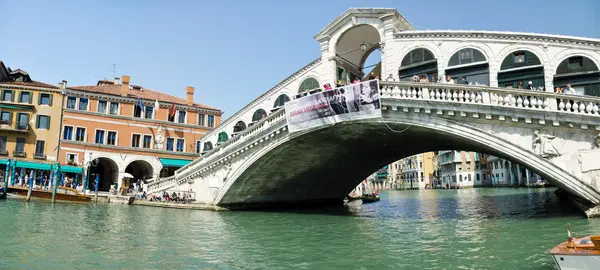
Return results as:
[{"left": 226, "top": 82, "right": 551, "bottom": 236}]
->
[{"left": 1, "top": 188, "right": 599, "bottom": 269}]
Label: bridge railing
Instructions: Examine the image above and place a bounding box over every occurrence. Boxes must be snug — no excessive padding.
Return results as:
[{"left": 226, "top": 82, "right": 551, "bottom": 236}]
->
[
  {"left": 146, "top": 176, "right": 176, "bottom": 194},
  {"left": 176, "top": 108, "right": 288, "bottom": 178},
  {"left": 379, "top": 81, "right": 600, "bottom": 116}
]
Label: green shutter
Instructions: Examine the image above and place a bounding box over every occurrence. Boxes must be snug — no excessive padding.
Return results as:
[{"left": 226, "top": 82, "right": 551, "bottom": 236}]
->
[
  {"left": 28, "top": 92, "right": 32, "bottom": 104},
  {"left": 48, "top": 94, "right": 53, "bottom": 106},
  {"left": 10, "top": 90, "right": 15, "bottom": 102},
  {"left": 47, "top": 115, "right": 51, "bottom": 129},
  {"left": 38, "top": 93, "right": 42, "bottom": 105}
]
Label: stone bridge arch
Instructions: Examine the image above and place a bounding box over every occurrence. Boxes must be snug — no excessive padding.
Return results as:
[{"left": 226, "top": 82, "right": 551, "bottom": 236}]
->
[{"left": 212, "top": 113, "right": 600, "bottom": 215}]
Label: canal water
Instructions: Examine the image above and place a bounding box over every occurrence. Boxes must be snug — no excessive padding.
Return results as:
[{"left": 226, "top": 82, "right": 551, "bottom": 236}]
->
[{"left": 1, "top": 188, "right": 599, "bottom": 269}]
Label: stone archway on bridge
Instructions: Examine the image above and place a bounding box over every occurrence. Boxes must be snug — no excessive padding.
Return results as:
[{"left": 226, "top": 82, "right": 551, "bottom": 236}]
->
[
  {"left": 497, "top": 50, "right": 545, "bottom": 89},
  {"left": 88, "top": 157, "right": 119, "bottom": 192},
  {"left": 399, "top": 48, "right": 438, "bottom": 82},
  {"left": 553, "top": 55, "right": 600, "bottom": 96},
  {"left": 212, "top": 113, "right": 600, "bottom": 215},
  {"left": 233, "top": 121, "right": 247, "bottom": 133},
  {"left": 273, "top": 94, "right": 291, "bottom": 108},
  {"left": 446, "top": 48, "right": 489, "bottom": 85},
  {"left": 251, "top": 109, "right": 268, "bottom": 123},
  {"left": 334, "top": 24, "right": 381, "bottom": 85}
]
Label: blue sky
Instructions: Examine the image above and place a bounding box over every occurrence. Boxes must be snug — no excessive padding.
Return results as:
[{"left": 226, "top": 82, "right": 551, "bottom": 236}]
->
[{"left": 1, "top": 0, "right": 598, "bottom": 118}]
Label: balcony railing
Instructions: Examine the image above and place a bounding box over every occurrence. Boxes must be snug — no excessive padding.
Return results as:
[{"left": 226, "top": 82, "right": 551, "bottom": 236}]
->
[
  {"left": 34, "top": 152, "right": 46, "bottom": 160},
  {"left": 13, "top": 150, "right": 26, "bottom": 157},
  {"left": 15, "top": 122, "right": 29, "bottom": 131}
]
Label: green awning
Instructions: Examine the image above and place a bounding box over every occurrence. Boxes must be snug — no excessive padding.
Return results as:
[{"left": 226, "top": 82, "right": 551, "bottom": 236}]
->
[
  {"left": 59, "top": 165, "right": 83, "bottom": 174},
  {"left": 159, "top": 158, "right": 191, "bottom": 168},
  {"left": 0, "top": 103, "right": 34, "bottom": 111},
  {"left": 15, "top": 161, "right": 52, "bottom": 170},
  {"left": 0, "top": 159, "right": 9, "bottom": 165}
]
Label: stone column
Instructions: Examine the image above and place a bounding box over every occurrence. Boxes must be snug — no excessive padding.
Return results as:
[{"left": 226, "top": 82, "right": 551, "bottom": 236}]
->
[{"left": 526, "top": 168, "right": 531, "bottom": 186}]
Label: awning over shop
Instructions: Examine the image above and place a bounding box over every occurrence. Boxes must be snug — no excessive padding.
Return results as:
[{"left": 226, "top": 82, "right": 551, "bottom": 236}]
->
[
  {"left": 58, "top": 165, "right": 83, "bottom": 174},
  {"left": 159, "top": 158, "right": 191, "bottom": 168},
  {"left": 15, "top": 161, "right": 52, "bottom": 170},
  {"left": 0, "top": 158, "right": 9, "bottom": 165},
  {"left": 0, "top": 103, "right": 34, "bottom": 111}
]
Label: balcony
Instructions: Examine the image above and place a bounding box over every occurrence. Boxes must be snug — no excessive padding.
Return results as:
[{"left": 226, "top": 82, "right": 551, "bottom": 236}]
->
[
  {"left": 13, "top": 150, "right": 26, "bottom": 157},
  {"left": 0, "top": 119, "right": 29, "bottom": 133},
  {"left": 34, "top": 152, "right": 47, "bottom": 160}
]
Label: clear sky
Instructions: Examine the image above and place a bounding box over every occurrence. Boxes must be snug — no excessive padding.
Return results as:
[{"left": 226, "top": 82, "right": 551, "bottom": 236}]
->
[{"left": 2, "top": 0, "right": 599, "bottom": 118}]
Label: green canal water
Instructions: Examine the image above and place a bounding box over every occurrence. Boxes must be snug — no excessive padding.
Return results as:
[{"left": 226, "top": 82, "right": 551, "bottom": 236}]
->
[{"left": 1, "top": 188, "right": 599, "bottom": 269}]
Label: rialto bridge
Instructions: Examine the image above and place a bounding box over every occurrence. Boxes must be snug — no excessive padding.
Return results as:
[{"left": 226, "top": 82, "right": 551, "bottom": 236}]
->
[{"left": 147, "top": 8, "right": 600, "bottom": 217}]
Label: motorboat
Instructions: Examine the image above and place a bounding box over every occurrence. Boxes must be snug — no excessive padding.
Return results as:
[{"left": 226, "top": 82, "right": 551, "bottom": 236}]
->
[
  {"left": 6, "top": 186, "right": 92, "bottom": 202},
  {"left": 549, "top": 224, "right": 600, "bottom": 269}
]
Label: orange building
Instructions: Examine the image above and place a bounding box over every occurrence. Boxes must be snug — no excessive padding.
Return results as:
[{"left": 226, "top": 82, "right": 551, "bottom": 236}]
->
[{"left": 61, "top": 75, "right": 222, "bottom": 193}]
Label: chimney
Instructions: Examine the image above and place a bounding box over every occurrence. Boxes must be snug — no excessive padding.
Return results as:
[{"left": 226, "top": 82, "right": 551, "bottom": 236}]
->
[
  {"left": 114, "top": 77, "right": 120, "bottom": 85},
  {"left": 186, "top": 86, "right": 194, "bottom": 106},
  {"left": 121, "top": 75, "right": 130, "bottom": 97},
  {"left": 59, "top": 80, "right": 67, "bottom": 90}
]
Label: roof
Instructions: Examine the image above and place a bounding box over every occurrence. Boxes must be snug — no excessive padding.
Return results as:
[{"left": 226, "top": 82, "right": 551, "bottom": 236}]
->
[
  {"left": 314, "top": 8, "right": 413, "bottom": 40},
  {"left": 1, "top": 80, "right": 59, "bottom": 89},
  {"left": 68, "top": 83, "right": 221, "bottom": 113}
]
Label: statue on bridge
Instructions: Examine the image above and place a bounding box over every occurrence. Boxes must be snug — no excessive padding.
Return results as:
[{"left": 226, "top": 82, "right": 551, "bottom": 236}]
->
[
  {"left": 533, "top": 130, "right": 561, "bottom": 158},
  {"left": 594, "top": 134, "right": 600, "bottom": 149}
]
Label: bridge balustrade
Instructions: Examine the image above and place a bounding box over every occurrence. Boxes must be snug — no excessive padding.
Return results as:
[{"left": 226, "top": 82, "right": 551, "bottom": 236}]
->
[{"left": 379, "top": 81, "right": 600, "bottom": 116}]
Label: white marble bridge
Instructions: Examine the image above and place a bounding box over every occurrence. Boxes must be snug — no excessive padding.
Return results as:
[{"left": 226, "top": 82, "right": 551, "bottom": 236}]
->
[{"left": 147, "top": 8, "right": 600, "bottom": 216}]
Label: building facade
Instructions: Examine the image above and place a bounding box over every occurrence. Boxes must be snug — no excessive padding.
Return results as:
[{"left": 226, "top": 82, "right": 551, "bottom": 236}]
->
[
  {"left": 60, "top": 75, "right": 223, "bottom": 193},
  {"left": 437, "top": 150, "right": 480, "bottom": 188},
  {"left": 0, "top": 61, "right": 64, "bottom": 186},
  {"left": 387, "top": 152, "right": 434, "bottom": 189},
  {"left": 487, "top": 155, "right": 541, "bottom": 186}
]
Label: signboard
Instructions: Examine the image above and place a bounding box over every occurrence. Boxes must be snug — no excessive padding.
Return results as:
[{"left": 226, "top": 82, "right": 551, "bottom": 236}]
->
[{"left": 284, "top": 80, "right": 381, "bottom": 133}]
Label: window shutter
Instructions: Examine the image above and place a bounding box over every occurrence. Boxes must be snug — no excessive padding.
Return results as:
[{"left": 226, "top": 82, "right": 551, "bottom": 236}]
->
[
  {"left": 47, "top": 115, "right": 51, "bottom": 129},
  {"left": 36, "top": 115, "right": 40, "bottom": 129},
  {"left": 10, "top": 91, "right": 15, "bottom": 102},
  {"left": 48, "top": 94, "right": 53, "bottom": 106},
  {"left": 38, "top": 93, "right": 42, "bottom": 105},
  {"left": 29, "top": 92, "right": 33, "bottom": 104}
]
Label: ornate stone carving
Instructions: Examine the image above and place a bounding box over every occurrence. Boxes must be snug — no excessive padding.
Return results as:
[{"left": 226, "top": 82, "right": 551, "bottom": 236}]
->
[
  {"left": 594, "top": 134, "right": 600, "bottom": 149},
  {"left": 155, "top": 126, "right": 165, "bottom": 149},
  {"left": 533, "top": 130, "right": 560, "bottom": 158}
]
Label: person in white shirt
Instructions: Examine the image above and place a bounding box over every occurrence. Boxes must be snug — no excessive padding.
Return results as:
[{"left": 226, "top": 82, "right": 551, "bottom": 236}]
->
[
  {"left": 564, "top": 84, "right": 577, "bottom": 95},
  {"left": 446, "top": 76, "right": 455, "bottom": 84}
]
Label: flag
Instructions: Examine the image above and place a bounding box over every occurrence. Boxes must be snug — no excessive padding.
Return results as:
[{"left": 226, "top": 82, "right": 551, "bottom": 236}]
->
[
  {"left": 168, "top": 103, "right": 176, "bottom": 117},
  {"left": 154, "top": 100, "right": 160, "bottom": 113},
  {"left": 137, "top": 98, "right": 144, "bottom": 112}
]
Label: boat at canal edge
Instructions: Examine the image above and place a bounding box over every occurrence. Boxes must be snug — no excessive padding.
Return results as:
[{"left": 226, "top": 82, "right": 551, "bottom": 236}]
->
[
  {"left": 549, "top": 224, "right": 600, "bottom": 269},
  {"left": 6, "top": 186, "right": 92, "bottom": 202}
]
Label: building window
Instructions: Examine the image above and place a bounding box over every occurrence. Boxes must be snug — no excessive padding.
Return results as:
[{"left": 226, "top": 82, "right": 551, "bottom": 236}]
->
[
  {"left": 19, "top": 91, "right": 32, "bottom": 103},
  {"left": 109, "top": 102, "right": 119, "bottom": 115},
  {"left": 95, "top": 130, "right": 105, "bottom": 144},
  {"left": 176, "top": 138, "right": 184, "bottom": 152},
  {"left": 0, "top": 136, "right": 7, "bottom": 154},
  {"left": 514, "top": 53, "right": 525, "bottom": 64},
  {"left": 15, "top": 138, "right": 26, "bottom": 154},
  {"left": 66, "top": 153, "right": 78, "bottom": 165},
  {"left": 66, "top": 96, "right": 76, "bottom": 109},
  {"left": 16, "top": 113, "right": 29, "bottom": 129},
  {"left": 75, "top": 127, "right": 86, "bottom": 142},
  {"left": 107, "top": 131, "right": 117, "bottom": 145},
  {"left": 419, "top": 161, "right": 423, "bottom": 168},
  {"left": 0, "top": 111, "right": 12, "bottom": 124},
  {"left": 131, "top": 134, "right": 141, "bottom": 148},
  {"left": 178, "top": 111, "right": 186, "bottom": 124},
  {"left": 36, "top": 115, "right": 50, "bottom": 129},
  {"left": 196, "top": 141, "right": 201, "bottom": 154},
  {"left": 207, "top": 115, "right": 215, "bottom": 127},
  {"left": 143, "top": 135, "right": 152, "bottom": 149},
  {"left": 166, "top": 138, "right": 174, "bottom": 151},
  {"left": 298, "top": 77, "right": 320, "bottom": 93},
  {"left": 198, "top": 114, "right": 205, "bottom": 126},
  {"left": 459, "top": 175, "right": 463, "bottom": 182},
  {"left": 39, "top": 93, "right": 52, "bottom": 105},
  {"left": 97, "top": 100, "right": 107, "bottom": 113},
  {"left": 134, "top": 105, "right": 143, "bottom": 118},
  {"left": 144, "top": 106, "right": 153, "bottom": 119},
  {"left": 78, "top": 97, "right": 88, "bottom": 110},
  {"left": 63, "top": 126, "right": 73, "bottom": 140},
  {"left": 1, "top": 90, "right": 13, "bottom": 101},
  {"left": 35, "top": 140, "right": 45, "bottom": 157}
]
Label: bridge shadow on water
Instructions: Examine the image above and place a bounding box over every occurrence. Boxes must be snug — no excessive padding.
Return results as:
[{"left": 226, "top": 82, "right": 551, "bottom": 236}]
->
[{"left": 245, "top": 188, "right": 584, "bottom": 220}]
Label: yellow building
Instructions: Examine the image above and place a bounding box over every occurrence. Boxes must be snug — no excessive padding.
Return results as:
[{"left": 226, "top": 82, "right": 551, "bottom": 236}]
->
[
  {"left": 0, "top": 61, "right": 65, "bottom": 185},
  {"left": 389, "top": 152, "right": 435, "bottom": 189}
]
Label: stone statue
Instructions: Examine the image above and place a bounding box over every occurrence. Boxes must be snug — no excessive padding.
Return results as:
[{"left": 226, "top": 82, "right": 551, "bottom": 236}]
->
[
  {"left": 533, "top": 130, "right": 560, "bottom": 158},
  {"left": 155, "top": 126, "right": 165, "bottom": 149},
  {"left": 594, "top": 134, "right": 600, "bottom": 149}
]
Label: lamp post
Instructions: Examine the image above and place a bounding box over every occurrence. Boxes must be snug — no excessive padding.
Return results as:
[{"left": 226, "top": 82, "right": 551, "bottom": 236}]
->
[{"left": 2, "top": 159, "right": 10, "bottom": 196}]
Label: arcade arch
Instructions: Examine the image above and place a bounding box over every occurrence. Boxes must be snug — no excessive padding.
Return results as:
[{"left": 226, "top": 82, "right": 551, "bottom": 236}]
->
[
  {"left": 497, "top": 50, "right": 545, "bottom": 89},
  {"left": 553, "top": 55, "right": 600, "bottom": 96},
  {"left": 88, "top": 157, "right": 119, "bottom": 192}
]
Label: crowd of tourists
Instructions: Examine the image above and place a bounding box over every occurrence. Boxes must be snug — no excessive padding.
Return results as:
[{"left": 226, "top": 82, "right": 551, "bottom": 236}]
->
[{"left": 141, "top": 190, "right": 195, "bottom": 204}]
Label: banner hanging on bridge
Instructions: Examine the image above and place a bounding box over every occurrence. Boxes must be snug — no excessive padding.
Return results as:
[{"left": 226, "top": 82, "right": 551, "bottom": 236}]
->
[{"left": 284, "top": 80, "right": 382, "bottom": 133}]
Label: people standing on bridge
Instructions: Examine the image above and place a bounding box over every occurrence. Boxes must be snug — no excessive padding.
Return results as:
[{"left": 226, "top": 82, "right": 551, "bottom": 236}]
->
[
  {"left": 527, "top": 81, "right": 534, "bottom": 90},
  {"left": 446, "top": 76, "right": 454, "bottom": 84},
  {"left": 564, "top": 84, "right": 577, "bottom": 95}
]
